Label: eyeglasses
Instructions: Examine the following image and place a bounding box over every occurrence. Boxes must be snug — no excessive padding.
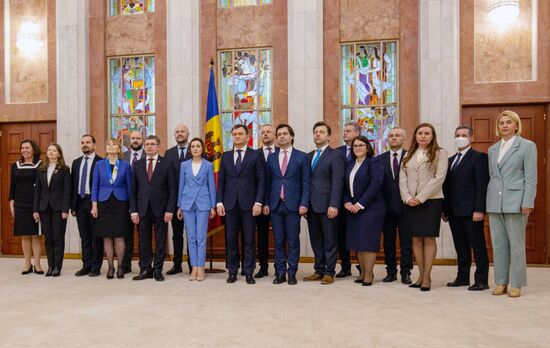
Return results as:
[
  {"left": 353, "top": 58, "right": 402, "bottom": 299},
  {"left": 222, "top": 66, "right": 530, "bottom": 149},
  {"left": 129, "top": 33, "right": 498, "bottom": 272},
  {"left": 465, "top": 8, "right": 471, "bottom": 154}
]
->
[{"left": 353, "top": 144, "right": 367, "bottom": 148}]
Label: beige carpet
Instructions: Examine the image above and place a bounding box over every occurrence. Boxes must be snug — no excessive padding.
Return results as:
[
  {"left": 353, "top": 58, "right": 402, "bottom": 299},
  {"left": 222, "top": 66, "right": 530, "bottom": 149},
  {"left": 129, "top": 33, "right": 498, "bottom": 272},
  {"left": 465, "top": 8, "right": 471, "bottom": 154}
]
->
[{"left": 1, "top": 258, "right": 549, "bottom": 348}]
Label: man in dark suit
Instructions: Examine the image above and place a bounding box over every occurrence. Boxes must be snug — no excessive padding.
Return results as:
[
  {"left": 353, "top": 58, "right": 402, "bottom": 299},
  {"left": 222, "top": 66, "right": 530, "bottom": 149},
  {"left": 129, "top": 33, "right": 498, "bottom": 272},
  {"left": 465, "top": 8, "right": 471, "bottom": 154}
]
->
[
  {"left": 121, "top": 130, "right": 145, "bottom": 274},
  {"left": 264, "top": 124, "right": 310, "bottom": 285},
  {"left": 130, "top": 135, "right": 177, "bottom": 282},
  {"left": 304, "top": 122, "right": 344, "bottom": 285},
  {"left": 379, "top": 127, "right": 412, "bottom": 284},
  {"left": 71, "top": 134, "right": 104, "bottom": 277},
  {"left": 163, "top": 124, "right": 192, "bottom": 275},
  {"left": 443, "top": 126, "right": 490, "bottom": 291},
  {"left": 217, "top": 124, "right": 265, "bottom": 284},
  {"left": 335, "top": 121, "right": 360, "bottom": 277},
  {"left": 254, "top": 124, "right": 278, "bottom": 278}
]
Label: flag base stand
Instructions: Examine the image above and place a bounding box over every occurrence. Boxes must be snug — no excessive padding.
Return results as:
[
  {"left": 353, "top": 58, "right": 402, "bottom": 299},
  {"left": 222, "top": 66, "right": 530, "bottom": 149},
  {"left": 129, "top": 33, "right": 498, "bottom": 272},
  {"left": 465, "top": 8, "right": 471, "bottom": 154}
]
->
[{"left": 204, "top": 234, "right": 225, "bottom": 273}]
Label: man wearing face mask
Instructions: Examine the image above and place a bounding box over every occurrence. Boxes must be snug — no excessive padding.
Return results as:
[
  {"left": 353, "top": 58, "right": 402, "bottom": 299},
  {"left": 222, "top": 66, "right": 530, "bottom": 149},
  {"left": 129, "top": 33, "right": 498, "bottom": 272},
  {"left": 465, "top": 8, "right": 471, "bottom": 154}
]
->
[{"left": 442, "top": 126, "right": 490, "bottom": 291}]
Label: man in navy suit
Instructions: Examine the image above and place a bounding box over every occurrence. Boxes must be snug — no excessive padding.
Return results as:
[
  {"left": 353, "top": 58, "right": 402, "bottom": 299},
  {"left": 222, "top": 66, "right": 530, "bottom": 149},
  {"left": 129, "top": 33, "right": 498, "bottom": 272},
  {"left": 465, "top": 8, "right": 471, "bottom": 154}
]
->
[
  {"left": 335, "top": 121, "right": 360, "bottom": 278},
  {"left": 264, "top": 124, "right": 310, "bottom": 285},
  {"left": 304, "top": 122, "right": 344, "bottom": 285},
  {"left": 443, "top": 126, "right": 490, "bottom": 291},
  {"left": 71, "top": 134, "right": 104, "bottom": 277},
  {"left": 217, "top": 124, "right": 265, "bottom": 284},
  {"left": 130, "top": 135, "right": 177, "bottom": 281},
  {"left": 379, "top": 127, "right": 412, "bottom": 284},
  {"left": 254, "top": 124, "right": 278, "bottom": 278},
  {"left": 163, "top": 124, "right": 192, "bottom": 276}
]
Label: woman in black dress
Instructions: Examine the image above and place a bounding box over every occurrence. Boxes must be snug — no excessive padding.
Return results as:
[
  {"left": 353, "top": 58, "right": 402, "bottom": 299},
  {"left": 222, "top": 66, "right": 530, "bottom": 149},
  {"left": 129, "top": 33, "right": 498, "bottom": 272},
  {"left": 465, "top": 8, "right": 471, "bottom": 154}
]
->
[
  {"left": 9, "top": 139, "right": 44, "bottom": 274},
  {"left": 91, "top": 138, "right": 132, "bottom": 279},
  {"left": 33, "top": 144, "right": 72, "bottom": 277}
]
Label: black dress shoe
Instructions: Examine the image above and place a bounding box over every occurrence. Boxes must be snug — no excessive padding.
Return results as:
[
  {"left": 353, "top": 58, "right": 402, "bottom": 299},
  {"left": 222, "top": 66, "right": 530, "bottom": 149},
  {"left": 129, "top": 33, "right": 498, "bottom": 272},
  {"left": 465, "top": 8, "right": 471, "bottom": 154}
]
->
[
  {"left": 240, "top": 270, "right": 245, "bottom": 276},
  {"left": 273, "top": 274, "right": 286, "bottom": 284},
  {"left": 354, "top": 279, "right": 363, "bottom": 284},
  {"left": 447, "top": 279, "right": 470, "bottom": 287},
  {"left": 468, "top": 283, "right": 489, "bottom": 291},
  {"left": 75, "top": 268, "right": 90, "bottom": 277},
  {"left": 132, "top": 272, "right": 153, "bottom": 280},
  {"left": 362, "top": 281, "right": 373, "bottom": 286},
  {"left": 52, "top": 268, "right": 61, "bottom": 277},
  {"left": 89, "top": 269, "right": 101, "bottom": 277},
  {"left": 153, "top": 271, "right": 165, "bottom": 282},
  {"left": 287, "top": 275, "right": 297, "bottom": 285},
  {"left": 166, "top": 265, "right": 183, "bottom": 275},
  {"left": 22, "top": 265, "right": 33, "bottom": 275},
  {"left": 254, "top": 269, "right": 268, "bottom": 278},
  {"left": 45, "top": 268, "right": 53, "bottom": 277},
  {"left": 335, "top": 269, "right": 352, "bottom": 278},
  {"left": 383, "top": 274, "right": 397, "bottom": 282},
  {"left": 401, "top": 274, "right": 412, "bottom": 285},
  {"left": 246, "top": 275, "right": 256, "bottom": 284},
  {"left": 226, "top": 273, "right": 237, "bottom": 283}
]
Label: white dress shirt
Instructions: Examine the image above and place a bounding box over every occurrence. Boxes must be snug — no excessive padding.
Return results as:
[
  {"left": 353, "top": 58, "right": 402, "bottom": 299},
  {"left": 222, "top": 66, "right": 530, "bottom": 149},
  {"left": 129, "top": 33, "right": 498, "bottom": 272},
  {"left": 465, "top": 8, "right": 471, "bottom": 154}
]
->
[
  {"left": 233, "top": 146, "right": 247, "bottom": 164},
  {"left": 130, "top": 149, "right": 144, "bottom": 165},
  {"left": 192, "top": 161, "right": 201, "bottom": 176},
  {"left": 497, "top": 135, "right": 517, "bottom": 164},
  {"left": 262, "top": 145, "right": 275, "bottom": 161},
  {"left": 349, "top": 159, "right": 365, "bottom": 210},
  {"left": 451, "top": 146, "right": 470, "bottom": 169},
  {"left": 47, "top": 163, "right": 56, "bottom": 185},
  {"left": 146, "top": 154, "right": 159, "bottom": 172},
  {"left": 390, "top": 148, "right": 403, "bottom": 178},
  {"left": 79, "top": 153, "right": 96, "bottom": 195},
  {"left": 278, "top": 147, "right": 293, "bottom": 168}
]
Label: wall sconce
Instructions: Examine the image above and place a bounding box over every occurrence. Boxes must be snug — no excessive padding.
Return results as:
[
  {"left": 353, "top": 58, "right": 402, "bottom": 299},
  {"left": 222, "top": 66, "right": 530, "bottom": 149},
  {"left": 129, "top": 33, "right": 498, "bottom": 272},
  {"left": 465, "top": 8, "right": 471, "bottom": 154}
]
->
[
  {"left": 488, "top": 0, "right": 520, "bottom": 24},
  {"left": 16, "top": 17, "right": 43, "bottom": 58}
]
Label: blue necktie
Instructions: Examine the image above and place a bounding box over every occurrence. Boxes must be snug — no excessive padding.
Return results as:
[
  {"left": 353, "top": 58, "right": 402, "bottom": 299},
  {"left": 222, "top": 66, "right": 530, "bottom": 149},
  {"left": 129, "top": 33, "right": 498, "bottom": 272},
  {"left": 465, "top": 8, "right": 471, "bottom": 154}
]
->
[
  {"left": 311, "top": 149, "right": 322, "bottom": 171},
  {"left": 80, "top": 157, "right": 89, "bottom": 198}
]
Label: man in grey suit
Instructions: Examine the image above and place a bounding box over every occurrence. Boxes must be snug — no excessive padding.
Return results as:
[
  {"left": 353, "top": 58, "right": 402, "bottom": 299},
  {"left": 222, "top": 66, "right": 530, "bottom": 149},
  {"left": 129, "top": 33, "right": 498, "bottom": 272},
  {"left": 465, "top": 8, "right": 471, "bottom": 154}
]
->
[
  {"left": 304, "top": 121, "right": 345, "bottom": 285},
  {"left": 121, "top": 130, "right": 145, "bottom": 273}
]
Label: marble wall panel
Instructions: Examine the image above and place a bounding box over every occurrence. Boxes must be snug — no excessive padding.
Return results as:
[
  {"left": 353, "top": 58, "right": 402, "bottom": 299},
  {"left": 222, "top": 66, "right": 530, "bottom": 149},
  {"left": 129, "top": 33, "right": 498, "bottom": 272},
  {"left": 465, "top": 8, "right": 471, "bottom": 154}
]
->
[
  {"left": 339, "top": 0, "right": 400, "bottom": 42},
  {"left": 105, "top": 13, "right": 155, "bottom": 56},
  {"left": 217, "top": 4, "right": 273, "bottom": 49}
]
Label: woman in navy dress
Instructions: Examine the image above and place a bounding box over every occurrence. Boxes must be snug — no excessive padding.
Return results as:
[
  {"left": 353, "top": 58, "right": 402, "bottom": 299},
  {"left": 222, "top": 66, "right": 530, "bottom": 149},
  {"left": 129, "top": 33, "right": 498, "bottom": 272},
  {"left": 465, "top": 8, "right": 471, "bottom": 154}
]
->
[
  {"left": 343, "top": 136, "right": 385, "bottom": 286},
  {"left": 9, "top": 139, "right": 44, "bottom": 274},
  {"left": 91, "top": 138, "right": 132, "bottom": 279}
]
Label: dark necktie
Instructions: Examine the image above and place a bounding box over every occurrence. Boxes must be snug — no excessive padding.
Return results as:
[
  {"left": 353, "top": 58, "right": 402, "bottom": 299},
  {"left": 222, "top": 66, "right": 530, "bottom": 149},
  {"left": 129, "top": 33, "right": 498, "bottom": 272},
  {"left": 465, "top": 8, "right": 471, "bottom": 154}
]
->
[
  {"left": 179, "top": 147, "right": 186, "bottom": 162},
  {"left": 132, "top": 152, "right": 138, "bottom": 167},
  {"left": 147, "top": 158, "right": 154, "bottom": 182},
  {"left": 392, "top": 152, "right": 399, "bottom": 180},
  {"left": 451, "top": 152, "right": 462, "bottom": 171},
  {"left": 346, "top": 146, "right": 351, "bottom": 160},
  {"left": 235, "top": 149, "right": 243, "bottom": 172},
  {"left": 80, "top": 156, "right": 89, "bottom": 198}
]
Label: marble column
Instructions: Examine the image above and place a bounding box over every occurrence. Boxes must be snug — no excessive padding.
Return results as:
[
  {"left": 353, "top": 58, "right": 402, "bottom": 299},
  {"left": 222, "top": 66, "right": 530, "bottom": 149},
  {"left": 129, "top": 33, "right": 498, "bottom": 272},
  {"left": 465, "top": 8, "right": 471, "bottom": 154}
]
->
[
  {"left": 287, "top": 0, "right": 324, "bottom": 257},
  {"left": 419, "top": 0, "right": 460, "bottom": 259},
  {"left": 56, "top": 0, "right": 89, "bottom": 254}
]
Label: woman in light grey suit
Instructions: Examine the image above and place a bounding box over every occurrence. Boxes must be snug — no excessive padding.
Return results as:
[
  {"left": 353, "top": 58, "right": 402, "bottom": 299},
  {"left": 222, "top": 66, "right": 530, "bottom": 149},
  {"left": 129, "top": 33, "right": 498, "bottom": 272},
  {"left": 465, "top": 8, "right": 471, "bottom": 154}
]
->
[{"left": 487, "top": 110, "right": 537, "bottom": 298}]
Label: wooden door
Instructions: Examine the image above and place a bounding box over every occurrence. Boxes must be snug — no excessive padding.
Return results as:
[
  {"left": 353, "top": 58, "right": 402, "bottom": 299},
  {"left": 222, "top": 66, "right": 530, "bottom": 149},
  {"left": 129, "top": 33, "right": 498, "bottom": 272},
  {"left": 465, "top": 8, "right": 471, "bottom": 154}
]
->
[
  {"left": 462, "top": 105, "right": 546, "bottom": 263},
  {"left": 0, "top": 122, "right": 56, "bottom": 255}
]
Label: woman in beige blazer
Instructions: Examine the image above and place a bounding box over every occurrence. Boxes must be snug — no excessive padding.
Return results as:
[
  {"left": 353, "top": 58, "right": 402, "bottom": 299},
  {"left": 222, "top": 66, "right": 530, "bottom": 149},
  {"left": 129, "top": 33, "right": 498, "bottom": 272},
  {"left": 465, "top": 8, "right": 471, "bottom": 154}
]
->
[{"left": 400, "top": 123, "right": 448, "bottom": 291}]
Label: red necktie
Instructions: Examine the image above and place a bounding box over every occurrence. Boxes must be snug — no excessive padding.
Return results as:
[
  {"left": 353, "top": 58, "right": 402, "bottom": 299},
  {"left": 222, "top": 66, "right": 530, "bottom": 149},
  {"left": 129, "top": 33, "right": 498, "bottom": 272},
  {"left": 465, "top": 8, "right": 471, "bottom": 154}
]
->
[{"left": 147, "top": 158, "right": 153, "bottom": 182}]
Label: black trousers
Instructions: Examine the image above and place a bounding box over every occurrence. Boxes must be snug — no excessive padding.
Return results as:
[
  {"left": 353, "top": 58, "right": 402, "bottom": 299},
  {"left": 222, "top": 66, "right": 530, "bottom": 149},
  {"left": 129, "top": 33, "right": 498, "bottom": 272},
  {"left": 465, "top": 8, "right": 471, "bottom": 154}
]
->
[
  {"left": 137, "top": 206, "right": 168, "bottom": 272},
  {"left": 123, "top": 217, "right": 135, "bottom": 271},
  {"left": 256, "top": 213, "right": 271, "bottom": 271},
  {"left": 225, "top": 208, "right": 256, "bottom": 275},
  {"left": 337, "top": 211, "right": 351, "bottom": 271},
  {"left": 75, "top": 196, "right": 103, "bottom": 271},
  {"left": 382, "top": 210, "right": 412, "bottom": 276},
  {"left": 171, "top": 217, "right": 191, "bottom": 270},
  {"left": 448, "top": 214, "right": 489, "bottom": 284},
  {"left": 40, "top": 207, "right": 67, "bottom": 270},
  {"left": 307, "top": 211, "right": 338, "bottom": 276}
]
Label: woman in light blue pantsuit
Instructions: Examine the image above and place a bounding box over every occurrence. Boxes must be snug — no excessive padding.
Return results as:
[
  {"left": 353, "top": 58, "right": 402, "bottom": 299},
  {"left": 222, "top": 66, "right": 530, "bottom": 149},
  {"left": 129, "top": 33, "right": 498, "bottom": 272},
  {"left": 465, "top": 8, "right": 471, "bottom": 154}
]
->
[
  {"left": 486, "top": 110, "right": 537, "bottom": 298},
  {"left": 176, "top": 138, "right": 217, "bottom": 281}
]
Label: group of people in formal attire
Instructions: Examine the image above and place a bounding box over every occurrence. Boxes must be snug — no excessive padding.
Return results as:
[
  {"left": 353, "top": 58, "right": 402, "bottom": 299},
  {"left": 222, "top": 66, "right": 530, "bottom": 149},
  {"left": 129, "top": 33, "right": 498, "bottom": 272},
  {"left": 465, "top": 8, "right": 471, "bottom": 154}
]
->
[{"left": 8, "top": 110, "right": 536, "bottom": 297}]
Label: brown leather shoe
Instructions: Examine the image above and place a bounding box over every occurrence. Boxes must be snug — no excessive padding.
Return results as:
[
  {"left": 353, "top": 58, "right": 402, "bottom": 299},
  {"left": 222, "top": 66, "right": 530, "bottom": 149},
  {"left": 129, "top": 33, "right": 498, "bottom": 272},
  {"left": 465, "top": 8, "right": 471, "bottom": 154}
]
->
[
  {"left": 321, "top": 275, "right": 334, "bottom": 285},
  {"left": 492, "top": 284, "right": 507, "bottom": 296},
  {"left": 508, "top": 287, "right": 521, "bottom": 298},
  {"left": 303, "top": 273, "right": 323, "bottom": 281}
]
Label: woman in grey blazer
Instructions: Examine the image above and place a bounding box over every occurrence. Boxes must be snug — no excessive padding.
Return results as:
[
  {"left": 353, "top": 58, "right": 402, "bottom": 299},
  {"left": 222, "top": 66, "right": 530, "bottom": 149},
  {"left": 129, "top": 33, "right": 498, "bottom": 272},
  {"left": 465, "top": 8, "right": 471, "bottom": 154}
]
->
[{"left": 487, "top": 110, "right": 537, "bottom": 298}]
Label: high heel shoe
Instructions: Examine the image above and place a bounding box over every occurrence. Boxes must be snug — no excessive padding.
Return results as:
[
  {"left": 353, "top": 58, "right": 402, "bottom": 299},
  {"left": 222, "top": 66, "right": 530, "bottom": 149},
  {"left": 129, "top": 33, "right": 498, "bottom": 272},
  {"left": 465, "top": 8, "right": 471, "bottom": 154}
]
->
[
  {"left": 197, "top": 267, "right": 205, "bottom": 281},
  {"left": 21, "top": 265, "right": 33, "bottom": 275},
  {"left": 420, "top": 286, "right": 431, "bottom": 292},
  {"left": 107, "top": 268, "right": 115, "bottom": 279},
  {"left": 409, "top": 283, "right": 421, "bottom": 288},
  {"left": 354, "top": 279, "right": 363, "bottom": 284},
  {"left": 189, "top": 267, "right": 197, "bottom": 281},
  {"left": 34, "top": 267, "right": 44, "bottom": 275},
  {"left": 362, "top": 282, "right": 373, "bottom": 286},
  {"left": 116, "top": 268, "right": 124, "bottom": 279}
]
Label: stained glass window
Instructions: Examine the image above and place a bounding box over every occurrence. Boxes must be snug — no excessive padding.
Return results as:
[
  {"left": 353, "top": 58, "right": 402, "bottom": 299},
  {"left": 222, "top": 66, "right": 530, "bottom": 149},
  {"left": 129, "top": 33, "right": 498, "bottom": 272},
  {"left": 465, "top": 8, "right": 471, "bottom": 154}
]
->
[
  {"left": 109, "top": 55, "right": 155, "bottom": 151},
  {"left": 340, "top": 41, "right": 398, "bottom": 154},
  {"left": 218, "top": 0, "right": 271, "bottom": 8},
  {"left": 109, "top": 0, "right": 155, "bottom": 16},
  {"left": 218, "top": 48, "right": 272, "bottom": 150}
]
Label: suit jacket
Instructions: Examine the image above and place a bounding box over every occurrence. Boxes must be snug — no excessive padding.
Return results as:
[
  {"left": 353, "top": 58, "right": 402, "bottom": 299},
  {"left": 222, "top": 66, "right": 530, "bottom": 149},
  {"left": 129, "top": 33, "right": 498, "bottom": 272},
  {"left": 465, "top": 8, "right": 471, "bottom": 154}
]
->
[
  {"left": 122, "top": 150, "right": 145, "bottom": 164},
  {"left": 71, "top": 154, "right": 103, "bottom": 210},
  {"left": 33, "top": 166, "right": 72, "bottom": 213},
  {"left": 336, "top": 144, "right": 353, "bottom": 163},
  {"left": 164, "top": 144, "right": 192, "bottom": 180},
  {"left": 265, "top": 148, "right": 310, "bottom": 212},
  {"left": 343, "top": 157, "right": 385, "bottom": 211},
  {"left": 130, "top": 155, "right": 177, "bottom": 216},
  {"left": 178, "top": 160, "right": 217, "bottom": 211},
  {"left": 307, "top": 146, "right": 345, "bottom": 213},
  {"left": 443, "top": 148, "right": 489, "bottom": 216},
  {"left": 399, "top": 149, "right": 448, "bottom": 203},
  {"left": 486, "top": 136, "right": 537, "bottom": 213},
  {"left": 379, "top": 150, "right": 407, "bottom": 214},
  {"left": 217, "top": 148, "right": 265, "bottom": 211},
  {"left": 91, "top": 159, "right": 132, "bottom": 202}
]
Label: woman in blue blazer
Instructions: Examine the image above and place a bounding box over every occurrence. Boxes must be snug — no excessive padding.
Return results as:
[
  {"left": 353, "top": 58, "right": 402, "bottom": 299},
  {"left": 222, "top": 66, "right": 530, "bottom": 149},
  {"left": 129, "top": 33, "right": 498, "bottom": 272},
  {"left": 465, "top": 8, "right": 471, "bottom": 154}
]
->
[
  {"left": 91, "top": 138, "right": 132, "bottom": 279},
  {"left": 487, "top": 110, "right": 537, "bottom": 298},
  {"left": 176, "top": 138, "right": 217, "bottom": 281},
  {"left": 343, "top": 136, "right": 385, "bottom": 286}
]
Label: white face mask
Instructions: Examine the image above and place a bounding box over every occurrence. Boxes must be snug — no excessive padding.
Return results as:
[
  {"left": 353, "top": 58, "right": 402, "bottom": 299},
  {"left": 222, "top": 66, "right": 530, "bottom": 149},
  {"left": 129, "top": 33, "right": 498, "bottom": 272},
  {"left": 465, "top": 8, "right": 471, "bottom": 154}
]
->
[{"left": 454, "top": 137, "right": 470, "bottom": 149}]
